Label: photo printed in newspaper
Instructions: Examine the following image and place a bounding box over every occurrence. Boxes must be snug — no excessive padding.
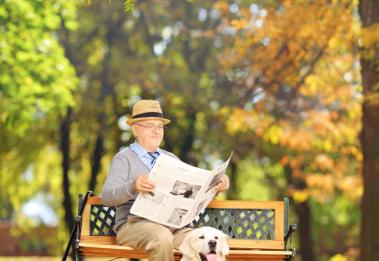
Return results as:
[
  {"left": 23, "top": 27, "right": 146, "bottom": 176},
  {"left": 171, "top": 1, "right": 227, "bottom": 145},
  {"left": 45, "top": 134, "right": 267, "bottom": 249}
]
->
[{"left": 130, "top": 153, "right": 233, "bottom": 228}]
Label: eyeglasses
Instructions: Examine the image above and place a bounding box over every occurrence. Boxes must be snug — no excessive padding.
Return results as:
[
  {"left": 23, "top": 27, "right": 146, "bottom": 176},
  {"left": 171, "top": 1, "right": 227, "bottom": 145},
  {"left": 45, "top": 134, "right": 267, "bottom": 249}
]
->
[{"left": 134, "top": 123, "right": 167, "bottom": 131}]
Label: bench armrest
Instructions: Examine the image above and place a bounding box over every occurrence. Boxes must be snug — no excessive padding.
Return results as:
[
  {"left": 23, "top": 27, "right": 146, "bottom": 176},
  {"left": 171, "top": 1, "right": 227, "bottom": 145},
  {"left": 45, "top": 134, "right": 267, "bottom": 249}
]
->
[{"left": 284, "top": 223, "right": 297, "bottom": 259}]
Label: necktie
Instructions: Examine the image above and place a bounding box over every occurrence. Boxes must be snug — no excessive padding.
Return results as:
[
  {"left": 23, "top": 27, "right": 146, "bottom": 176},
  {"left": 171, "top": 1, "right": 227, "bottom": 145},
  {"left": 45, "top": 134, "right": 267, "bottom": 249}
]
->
[{"left": 148, "top": 152, "right": 159, "bottom": 167}]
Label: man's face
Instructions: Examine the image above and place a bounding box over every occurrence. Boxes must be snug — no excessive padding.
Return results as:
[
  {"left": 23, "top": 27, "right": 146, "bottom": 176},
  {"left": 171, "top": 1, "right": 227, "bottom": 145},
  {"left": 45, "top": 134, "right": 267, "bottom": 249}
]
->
[{"left": 131, "top": 119, "right": 165, "bottom": 152}]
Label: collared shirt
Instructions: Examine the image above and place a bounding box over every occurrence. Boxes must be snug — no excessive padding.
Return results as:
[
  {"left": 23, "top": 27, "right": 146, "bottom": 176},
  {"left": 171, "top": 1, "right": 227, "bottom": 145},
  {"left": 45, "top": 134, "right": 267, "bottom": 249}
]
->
[{"left": 130, "top": 141, "right": 161, "bottom": 170}]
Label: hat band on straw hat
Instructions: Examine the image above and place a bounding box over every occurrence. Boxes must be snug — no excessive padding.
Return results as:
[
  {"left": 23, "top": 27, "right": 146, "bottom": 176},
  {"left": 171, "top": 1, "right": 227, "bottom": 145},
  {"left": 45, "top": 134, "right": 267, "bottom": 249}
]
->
[
  {"left": 127, "top": 99, "right": 171, "bottom": 125},
  {"left": 132, "top": 112, "right": 164, "bottom": 119}
]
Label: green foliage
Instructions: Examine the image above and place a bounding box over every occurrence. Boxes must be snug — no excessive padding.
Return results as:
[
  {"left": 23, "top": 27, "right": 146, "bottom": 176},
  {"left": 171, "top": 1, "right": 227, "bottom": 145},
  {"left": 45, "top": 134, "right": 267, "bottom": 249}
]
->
[
  {"left": 236, "top": 159, "right": 281, "bottom": 201},
  {"left": 0, "top": 0, "right": 78, "bottom": 136},
  {"left": 0, "top": 0, "right": 79, "bottom": 252},
  {"left": 124, "top": 0, "right": 135, "bottom": 13},
  {"left": 311, "top": 196, "right": 360, "bottom": 260}
]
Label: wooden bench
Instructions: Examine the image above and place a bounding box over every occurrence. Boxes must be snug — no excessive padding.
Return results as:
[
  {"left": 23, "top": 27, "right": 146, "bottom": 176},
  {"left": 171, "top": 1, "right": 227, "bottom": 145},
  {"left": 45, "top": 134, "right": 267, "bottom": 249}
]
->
[{"left": 64, "top": 191, "right": 296, "bottom": 260}]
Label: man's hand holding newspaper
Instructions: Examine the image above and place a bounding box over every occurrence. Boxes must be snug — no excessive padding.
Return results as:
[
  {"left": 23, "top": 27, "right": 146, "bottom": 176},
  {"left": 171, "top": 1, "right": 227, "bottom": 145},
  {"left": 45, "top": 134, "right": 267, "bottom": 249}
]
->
[{"left": 130, "top": 153, "right": 233, "bottom": 228}]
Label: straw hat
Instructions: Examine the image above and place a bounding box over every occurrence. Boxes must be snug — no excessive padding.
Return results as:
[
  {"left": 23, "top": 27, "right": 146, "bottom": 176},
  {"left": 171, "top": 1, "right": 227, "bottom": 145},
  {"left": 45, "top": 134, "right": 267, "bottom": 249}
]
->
[{"left": 127, "top": 100, "right": 171, "bottom": 125}]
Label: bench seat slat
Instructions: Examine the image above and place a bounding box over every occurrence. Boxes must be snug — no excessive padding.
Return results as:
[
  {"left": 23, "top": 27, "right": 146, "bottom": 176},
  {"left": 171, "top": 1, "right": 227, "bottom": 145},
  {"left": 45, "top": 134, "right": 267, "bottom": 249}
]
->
[
  {"left": 80, "top": 242, "right": 292, "bottom": 254},
  {"left": 80, "top": 235, "right": 284, "bottom": 250},
  {"left": 79, "top": 242, "right": 292, "bottom": 260}
]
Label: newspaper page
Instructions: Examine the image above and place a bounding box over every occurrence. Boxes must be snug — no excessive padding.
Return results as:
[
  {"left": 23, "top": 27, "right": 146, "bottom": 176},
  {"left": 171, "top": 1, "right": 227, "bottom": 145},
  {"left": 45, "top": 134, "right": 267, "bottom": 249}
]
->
[{"left": 130, "top": 153, "right": 233, "bottom": 228}]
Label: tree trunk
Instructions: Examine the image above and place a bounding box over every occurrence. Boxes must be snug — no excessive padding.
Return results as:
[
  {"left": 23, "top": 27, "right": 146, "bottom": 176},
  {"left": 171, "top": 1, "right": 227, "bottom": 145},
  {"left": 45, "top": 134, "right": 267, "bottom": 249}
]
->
[
  {"left": 60, "top": 108, "right": 75, "bottom": 233},
  {"left": 284, "top": 165, "right": 315, "bottom": 260},
  {"left": 294, "top": 200, "right": 314, "bottom": 261},
  {"left": 359, "top": 1, "right": 379, "bottom": 260},
  {"left": 179, "top": 109, "right": 197, "bottom": 165},
  {"left": 89, "top": 134, "right": 104, "bottom": 191},
  {"left": 226, "top": 160, "right": 238, "bottom": 200},
  {"left": 88, "top": 13, "right": 126, "bottom": 191}
]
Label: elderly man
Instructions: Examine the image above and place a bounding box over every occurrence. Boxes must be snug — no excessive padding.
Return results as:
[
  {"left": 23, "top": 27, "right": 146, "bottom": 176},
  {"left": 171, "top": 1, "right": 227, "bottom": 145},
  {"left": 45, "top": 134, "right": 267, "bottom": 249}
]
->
[{"left": 101, "top": 99, "right": 229, "bottom": 261}]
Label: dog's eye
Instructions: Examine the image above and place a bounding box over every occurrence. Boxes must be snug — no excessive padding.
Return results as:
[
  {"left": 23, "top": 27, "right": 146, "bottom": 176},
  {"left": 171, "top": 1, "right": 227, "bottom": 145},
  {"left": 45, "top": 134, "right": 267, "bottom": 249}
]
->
[
  {"left": 199, "top": 235, "right": 205, "bottom": 239},
  {"left": 214, "top": 236, "right": 218, "bottom": 240}
]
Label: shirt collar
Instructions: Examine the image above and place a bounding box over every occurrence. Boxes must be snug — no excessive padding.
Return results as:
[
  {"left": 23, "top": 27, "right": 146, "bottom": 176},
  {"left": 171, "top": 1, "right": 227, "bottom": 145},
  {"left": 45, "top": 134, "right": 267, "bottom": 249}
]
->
[
  {"left": 132, "top": 141, "right": 160, "bottom": 157},
  {"left": 130, "top": 141, "right": 161, "bottom": 170}
]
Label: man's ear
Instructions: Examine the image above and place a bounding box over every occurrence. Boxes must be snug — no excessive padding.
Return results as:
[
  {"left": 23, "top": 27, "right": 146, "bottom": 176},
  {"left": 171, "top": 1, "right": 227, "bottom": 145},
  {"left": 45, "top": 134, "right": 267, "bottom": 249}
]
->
[{"left": 131, "top": 125, "right": 138, "bottom": 137}]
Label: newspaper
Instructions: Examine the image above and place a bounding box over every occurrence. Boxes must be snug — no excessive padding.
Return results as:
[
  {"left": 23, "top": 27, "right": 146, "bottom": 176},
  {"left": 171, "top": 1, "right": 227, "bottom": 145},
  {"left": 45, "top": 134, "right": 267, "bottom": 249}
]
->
[{"left": 130, "top": 153, "right": 233, "bottom": 228}]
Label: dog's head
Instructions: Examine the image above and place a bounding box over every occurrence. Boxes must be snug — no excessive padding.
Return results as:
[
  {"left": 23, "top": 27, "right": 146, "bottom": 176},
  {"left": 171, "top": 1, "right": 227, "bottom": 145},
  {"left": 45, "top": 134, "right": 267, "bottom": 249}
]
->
[{"left": 180, "top": 226, "right": 229, "bottom": 261}]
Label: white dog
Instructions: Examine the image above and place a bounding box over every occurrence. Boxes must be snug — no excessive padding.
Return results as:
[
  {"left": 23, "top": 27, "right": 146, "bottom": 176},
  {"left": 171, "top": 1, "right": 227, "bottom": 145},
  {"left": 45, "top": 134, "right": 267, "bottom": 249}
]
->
[{"left": 180, "top": 226, "right": 229, "bottom": 261}]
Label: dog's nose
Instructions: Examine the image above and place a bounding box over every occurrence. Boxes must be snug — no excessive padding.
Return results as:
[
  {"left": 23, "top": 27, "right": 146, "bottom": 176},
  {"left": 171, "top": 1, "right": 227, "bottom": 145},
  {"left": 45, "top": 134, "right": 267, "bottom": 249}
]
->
[{"left": 208, "top": 240, "right": 217, "bottom": 249}]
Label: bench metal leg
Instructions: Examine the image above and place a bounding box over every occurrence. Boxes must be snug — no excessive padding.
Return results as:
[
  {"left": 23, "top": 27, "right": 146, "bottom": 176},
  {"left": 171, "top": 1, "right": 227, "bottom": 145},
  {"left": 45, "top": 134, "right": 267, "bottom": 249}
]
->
[{"left": 62, "top": 191, "right": 93, "bottom": 261}]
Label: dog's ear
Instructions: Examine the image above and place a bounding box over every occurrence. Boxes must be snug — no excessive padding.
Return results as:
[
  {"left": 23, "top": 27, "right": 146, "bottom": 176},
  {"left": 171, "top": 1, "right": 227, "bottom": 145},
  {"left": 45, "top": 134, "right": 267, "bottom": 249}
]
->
[
  {"left": 180, "top": 231, "right": 198, "bottom": 260},
  {"left": 218, "top": 231, "right": 230, "bottom": 257}
]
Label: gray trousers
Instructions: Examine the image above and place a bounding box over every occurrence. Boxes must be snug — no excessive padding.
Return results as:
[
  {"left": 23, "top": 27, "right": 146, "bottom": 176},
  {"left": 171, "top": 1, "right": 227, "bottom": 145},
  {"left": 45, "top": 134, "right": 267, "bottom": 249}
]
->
[{"left": 116, "top": 216, "right": 193, "bottom": 261}]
